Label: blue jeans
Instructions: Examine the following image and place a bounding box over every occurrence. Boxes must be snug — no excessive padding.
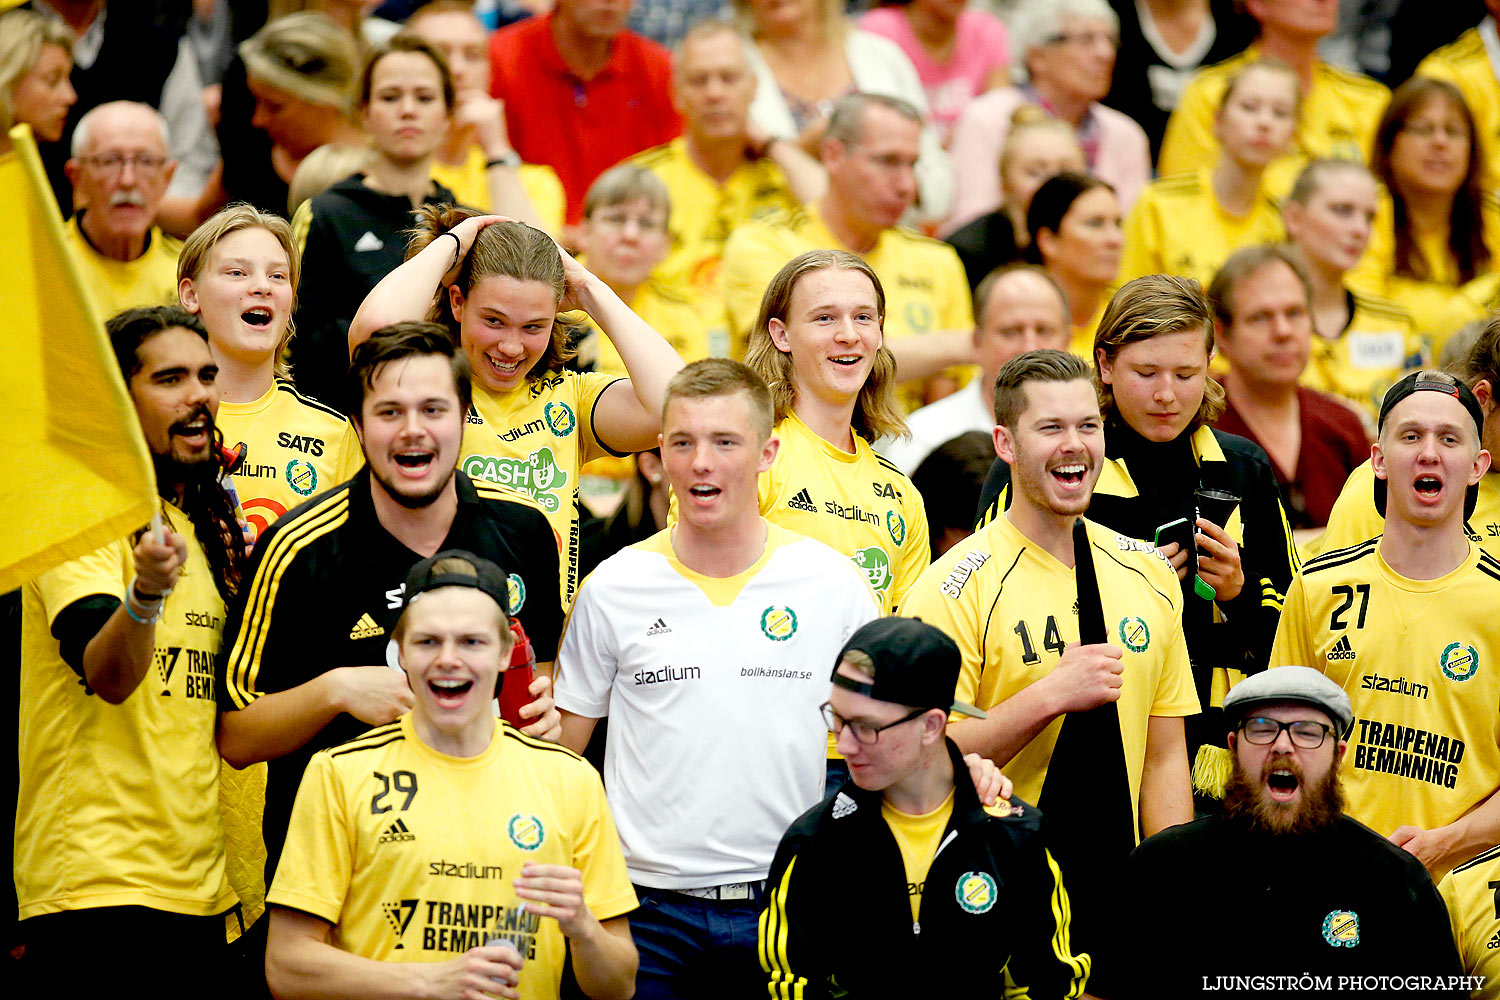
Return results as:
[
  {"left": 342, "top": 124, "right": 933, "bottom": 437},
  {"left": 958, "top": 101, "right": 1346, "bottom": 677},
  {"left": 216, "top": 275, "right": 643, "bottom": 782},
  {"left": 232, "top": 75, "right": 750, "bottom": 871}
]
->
[{"left": 630, "top": 885, "right": 768, "bottom": 1000}]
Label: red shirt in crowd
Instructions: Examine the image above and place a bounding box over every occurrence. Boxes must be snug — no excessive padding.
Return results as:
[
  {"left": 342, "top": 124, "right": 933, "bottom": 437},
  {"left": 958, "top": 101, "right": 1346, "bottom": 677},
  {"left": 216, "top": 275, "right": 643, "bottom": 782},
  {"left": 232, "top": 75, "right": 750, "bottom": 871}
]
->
[
  {"left": 489, "top": 13, "right": 682, "bottom": 224},
  {"left": 1215, "top": 386, "right": 1371, "bottom": 530}
]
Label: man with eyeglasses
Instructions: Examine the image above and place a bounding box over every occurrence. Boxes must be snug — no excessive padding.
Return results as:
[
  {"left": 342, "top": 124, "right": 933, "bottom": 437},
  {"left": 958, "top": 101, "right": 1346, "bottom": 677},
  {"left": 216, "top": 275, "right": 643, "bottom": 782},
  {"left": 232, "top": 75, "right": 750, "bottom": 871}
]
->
[
  {"left": 61, "top": 101, "right": 182, "bottom": 320},
  {"left": 760, "top": 616, "right": 1088, "bottom": 998},
  {"left": 721, "top": 92, "right": 975, "bottom": 411},
  {"left": 1091, "top": 666, "right": 1464, "bottom": 998},
  {"left": 1271, "top": 370, "right": 1500, "bottom": 882}
]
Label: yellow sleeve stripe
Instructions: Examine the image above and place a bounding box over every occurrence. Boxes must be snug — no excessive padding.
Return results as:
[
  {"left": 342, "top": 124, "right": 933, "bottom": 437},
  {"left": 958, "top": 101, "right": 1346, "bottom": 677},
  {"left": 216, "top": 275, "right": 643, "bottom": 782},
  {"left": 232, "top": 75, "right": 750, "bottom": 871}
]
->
[
  {"left": 224, "top": 493, "right": 350, "bottom": 708},
  {"left": 1277, "top": 500, "right": 1301, "bottom": 574},
  {"left": 1043, "top": 848, "right": 1091, "bottom": 997},
  {"left": 759, "top": 855, "right": 805, "bottom": 1000}
]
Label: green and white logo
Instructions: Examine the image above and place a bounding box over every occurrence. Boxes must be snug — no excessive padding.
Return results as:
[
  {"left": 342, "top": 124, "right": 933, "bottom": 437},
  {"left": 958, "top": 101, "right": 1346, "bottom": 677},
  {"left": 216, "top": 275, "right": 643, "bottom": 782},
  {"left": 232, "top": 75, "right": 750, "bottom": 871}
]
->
[
  {"left": 851, "top": 546, "right": 893, "bottom": 594},
  {"left": 506, "top": 573, "right": 526, "bottom": 614},
  {"left": 462, "top": 447, "right": 569, "bottom": 512},
  {"left": 543, "top": 401, "right": 577, "bottom": 437},
  {"left": 886, "top": 510, "right": 906, "bottom": 547},
  {"left": 1118, "top": 616, "right": 1150, "bottom": 653},
  {"left": 760, "top": 606, "right": 798, "bottom": 641},
  {"left": 1321, "top": 910, "right": 1359, "bottom": 948},
  {"left": 1441, "top": 642, "right": 1480, "bottom": 682},
  {"left": 507, "top": 813, "right": 546, "bottom": 851},
  {"left": 955, "top": 871, "right": 997, "bottom": 914},
  {"left": 286, "top": 459, "right": 317, "bottom": 496}
]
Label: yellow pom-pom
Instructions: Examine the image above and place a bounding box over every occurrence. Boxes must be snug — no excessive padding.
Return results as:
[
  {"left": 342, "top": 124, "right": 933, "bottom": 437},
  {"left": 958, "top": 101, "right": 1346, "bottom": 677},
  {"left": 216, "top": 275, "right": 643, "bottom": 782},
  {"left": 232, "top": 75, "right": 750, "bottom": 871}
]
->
[{"left": 1192, "top": 744, "right": 1234, "bottom": 799}]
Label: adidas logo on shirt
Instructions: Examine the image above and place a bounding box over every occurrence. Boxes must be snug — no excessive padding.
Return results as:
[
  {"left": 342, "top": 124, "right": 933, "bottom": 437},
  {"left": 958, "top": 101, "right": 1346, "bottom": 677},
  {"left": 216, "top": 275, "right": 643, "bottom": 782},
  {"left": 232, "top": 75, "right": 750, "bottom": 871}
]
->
[
  {"left": 646, "top": 618, "right": 672, "bottom": 636},
  {"left": 787, "top": 488, "right": 817, "bottom": 513},
  {"left": 831, "top": 793, "right": 858, "bottom": 819},
  {"left": 1327, "top": 635, "right": 1356, "bottom": 662},
  {"left": 353, "top": 231, "right": 384, "bottom": 252},
  {"left": 1487, "top": 929, "right": 1500, "bottom": 949},
  {"left": 379, "top": 818, "right": 416, "bottom": 844},
  {"left": 351, "top": 613, "right": 386, "bottom": 640}
]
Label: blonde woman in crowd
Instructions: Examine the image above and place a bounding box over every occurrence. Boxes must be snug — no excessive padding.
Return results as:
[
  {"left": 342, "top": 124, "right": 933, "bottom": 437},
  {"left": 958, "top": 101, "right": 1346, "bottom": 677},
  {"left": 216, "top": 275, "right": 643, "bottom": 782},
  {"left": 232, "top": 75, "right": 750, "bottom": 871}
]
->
[{"left": 0, "top": 8, "right": 74, "bottom": 142}]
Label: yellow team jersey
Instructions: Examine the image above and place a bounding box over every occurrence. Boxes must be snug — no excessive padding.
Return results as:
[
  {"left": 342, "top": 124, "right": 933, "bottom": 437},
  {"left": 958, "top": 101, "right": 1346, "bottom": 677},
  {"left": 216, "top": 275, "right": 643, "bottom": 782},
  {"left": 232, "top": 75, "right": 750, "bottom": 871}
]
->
[
  {"left": 626, "top": 136, "right": 801, "bottom": 305},
  {"left": 1435, "top": 271, "right": 1500, "bottom": 345},
  {"left": 17, "top": 501, "right": 236, "bottom": 920},
  {"left": 1438, "top": 845, "right": 1500, "bottom": 992},
  {"left": 1158, "top": 46, "right": 1390, "bottom": 198},
  {"left": 1311, "top": 461, "right": 1500, "bottom": 561},
  {"left": 1418, "top": 28, "right": 1500, "bottom": 197},
  {"left": 218, "top": 379, "right": 362, "bottom": 535},
  {"left": 567, "top": 277, "right": 728, "bottom": 377},
  {"left": 754, "top": 411, "right": 931, "bottom": 614},
  {"left": 1118, "top": 167, "right": 1284, "bottom": 287},
  {"left": 881, "top": 790, "right": 955, "bottom": 921},
  {"left": 1270, "top": 540, "right": 1500, "bottom": 837},
  {"left": 268, "top": 715, "right": 637, "bottom": 1000},
  {"left": 1068, "top": 299, "right": 1110, "bottom": 361},
  {"left": 459, "top": 369, "right": 624, "bottom": 608},
  {"left": 62, "top": 217, "right": 181, "bottom": 319},
  {"left": 429, "top": 145, "right": 568, "bottom": 238},
  {"left": 1301, "top": 289, "right": 1425, "bottom": 421},
  {"left": 720, "top": 203, "right": 975, "bottom": 411},
  {"left": 900, "top": 515, "right": 1200, "bottom": 840}
]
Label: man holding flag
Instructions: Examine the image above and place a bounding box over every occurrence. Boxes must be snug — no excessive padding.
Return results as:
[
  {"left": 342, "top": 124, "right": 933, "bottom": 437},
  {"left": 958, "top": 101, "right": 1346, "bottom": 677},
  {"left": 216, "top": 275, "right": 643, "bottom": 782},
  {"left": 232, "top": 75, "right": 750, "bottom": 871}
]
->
[
  {"left": 901, "top": 349, "right": 1197, "bottom": 967},
  {"left": 15, "top": 305, "right": 248, "bottom": 993}
]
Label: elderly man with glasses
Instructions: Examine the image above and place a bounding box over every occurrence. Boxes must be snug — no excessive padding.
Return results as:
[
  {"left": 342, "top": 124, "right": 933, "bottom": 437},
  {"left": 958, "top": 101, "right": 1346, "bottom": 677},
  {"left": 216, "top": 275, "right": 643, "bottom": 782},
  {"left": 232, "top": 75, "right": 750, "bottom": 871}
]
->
[
  {"left": 1091, "top": 666, "right": 1466, "bottom": 998},
  {"left": 62, "top": 100, "right": 183, "bottom": 319}
]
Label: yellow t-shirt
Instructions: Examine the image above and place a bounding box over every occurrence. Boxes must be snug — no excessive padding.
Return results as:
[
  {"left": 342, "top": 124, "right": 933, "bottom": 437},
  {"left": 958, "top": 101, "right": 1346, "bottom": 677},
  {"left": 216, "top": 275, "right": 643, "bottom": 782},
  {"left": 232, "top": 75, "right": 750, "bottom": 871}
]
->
[
  {"left": 1118, "top": 167, "right": 1284, "bottom": 287},
  {"left": 1435, "top": 271, "right": 1500, "bottom": 349},
  {"left": 899, "top": 515, "right": 1200, "bottom": 840},
  {"left": 1068, "top": 299, "right": 1109, "bottom": 361},
  {"left": 881, "top": 790, "right": 955, "bottom": 922},
  {"left": 268, "top": 714, "right": 637, "bottom": 1000},
  {"left": 720, "top": 202, "right": 975, "bottom": 410},
  {"left": 1438, "top": 845, "right": 1500, "bottom": 991},
  {"left": 1300, "top": 289, "right": 1425, "bottom": 421},
  {"left": 459, "top": 369, "right": 624, "bottom": 608},
  {"left": 218, "top": 379, "right": 362, "bottom": 535},
  {"left": 1270, "top": 540, "right": 1500, "bottom": 836},
  {"left": 1158, "top": 46, "right": 1390, "bottom": 198},
  {"left": 62, "top": 216, "right": 181, "bottom": 319},
  {"left": 17, "top": 501, "right": 236, "bottom": 920},
  {"left": 1418, "top": 28, "right": 1500, "bottom": 197},
  {"left": 568, "top": 277, "right": 728, "bottom": 377},
  {"left": 1311, "top": 460, "right": 1500, "bottom": 561},
  {"left": 626, "top": 136, "right": 801, "bottom": 305},
  {"left": 430, "top": 145, "right": 567, "bottom": 238},
  {"left": 754, "top": 411, "right": 931, "bottom": 615}
]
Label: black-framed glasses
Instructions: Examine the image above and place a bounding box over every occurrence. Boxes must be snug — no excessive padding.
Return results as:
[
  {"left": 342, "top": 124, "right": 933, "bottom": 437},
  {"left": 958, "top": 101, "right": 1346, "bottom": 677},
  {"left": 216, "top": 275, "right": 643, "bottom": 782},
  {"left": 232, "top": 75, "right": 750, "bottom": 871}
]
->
[
  {"left": 1239, "top": 717, "right": 1333, "bottom": 749},
  {"left": 820, "top": 702, "right": 927, "bottom": 745}
]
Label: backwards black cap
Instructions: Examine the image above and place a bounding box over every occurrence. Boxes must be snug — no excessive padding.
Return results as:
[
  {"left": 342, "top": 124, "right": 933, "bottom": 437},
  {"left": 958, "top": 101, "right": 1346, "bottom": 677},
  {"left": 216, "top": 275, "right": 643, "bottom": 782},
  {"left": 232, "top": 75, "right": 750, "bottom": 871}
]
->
[
  {"left": 831, "top": 617, "right": 987, "bottom": 718},
  {"left": 1374, "top": 371, "right": 1485, "bottom": 520},
  {"left": 401, "top": 549, "right": 512, "bottom": 617}
]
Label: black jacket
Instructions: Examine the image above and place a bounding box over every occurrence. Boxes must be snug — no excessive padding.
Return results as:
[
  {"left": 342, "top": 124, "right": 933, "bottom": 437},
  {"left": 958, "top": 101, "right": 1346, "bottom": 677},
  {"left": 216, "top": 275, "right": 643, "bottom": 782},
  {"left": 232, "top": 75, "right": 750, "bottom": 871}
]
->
[
  {"left": 1092, "top": 813, "right": 1464, "bottom": 998},
  {"left": 760, "top": 740, "right": 1089, "bottom": 999},
  {"left": 292, "top": 174, "right": 458, "bottom": 407},
  {"left": 975, "top": 420, "right": 1299, "bottom": 760}
]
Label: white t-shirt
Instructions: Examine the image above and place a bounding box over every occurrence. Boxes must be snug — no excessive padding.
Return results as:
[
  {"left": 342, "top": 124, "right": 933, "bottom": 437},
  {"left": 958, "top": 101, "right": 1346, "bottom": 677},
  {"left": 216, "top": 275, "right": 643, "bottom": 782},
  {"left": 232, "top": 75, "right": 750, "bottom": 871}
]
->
[
  {"left": 878, "top": 378, "right": 995, "bottom": 476},
  {"left": 554, "top": 523, "right": 879, "bottom": 888}
]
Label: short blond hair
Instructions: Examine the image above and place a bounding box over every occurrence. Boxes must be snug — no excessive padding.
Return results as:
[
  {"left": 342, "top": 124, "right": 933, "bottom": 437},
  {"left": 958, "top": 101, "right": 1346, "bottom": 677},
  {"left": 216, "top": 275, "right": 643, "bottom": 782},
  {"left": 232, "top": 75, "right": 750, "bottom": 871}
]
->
[
  {"left": 178, "top": 204, "right": 302, "bottom": 379},
  {"left": 240, "top": 11, "right": 360, "bottom": 111},
  {"left": 287, "top": 142, "right": 375, "bottom": 215},
  {"left": 0, "top": 9, "right": 72, "bottom": 132},
  {"left": 663, "top": 358, "right": 774, "bottom": 441}
]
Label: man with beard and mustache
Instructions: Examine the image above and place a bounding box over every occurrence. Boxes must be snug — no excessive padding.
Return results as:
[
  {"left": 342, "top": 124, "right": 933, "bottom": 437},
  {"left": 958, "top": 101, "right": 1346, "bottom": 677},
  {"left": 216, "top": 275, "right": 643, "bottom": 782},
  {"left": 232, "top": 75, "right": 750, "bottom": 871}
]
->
[
  {"left": 61, "top": 101, "right": 182, "bottom": 320},
  {"left": 214, "top": 323, "right": 564, "bottom": 900},
  {"left": 15, "top": 306, "right": 248, "bottom": 992},
  {"left": 1092, "top": 666, "right": 1465, "bottom": 998},
  {"left": 901, "top": 348, "right": 1198, "bottom": 971}
]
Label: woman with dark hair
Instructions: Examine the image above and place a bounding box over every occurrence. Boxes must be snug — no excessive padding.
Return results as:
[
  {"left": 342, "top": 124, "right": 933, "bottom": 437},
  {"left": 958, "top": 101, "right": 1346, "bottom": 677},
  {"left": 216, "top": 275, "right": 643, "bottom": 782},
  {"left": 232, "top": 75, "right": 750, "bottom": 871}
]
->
[
  {"left": 1365, "top": 76, "right": 1500, "bottom": 346},
  {"left": 1026, "top": 169, "right": 1124, "bottom": 356},
  {"left": 975, "top": 275, "right": 1298, "bottom": 790},
  {"left": 292, "top": 34, "right": 458, "bottom": 406}
]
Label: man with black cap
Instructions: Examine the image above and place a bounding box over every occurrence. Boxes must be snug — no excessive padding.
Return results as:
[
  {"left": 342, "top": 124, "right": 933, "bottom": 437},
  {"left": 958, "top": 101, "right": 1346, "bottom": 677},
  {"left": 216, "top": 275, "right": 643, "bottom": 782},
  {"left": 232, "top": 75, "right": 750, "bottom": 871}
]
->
[
  {"left": 1273, "top": 369, "right": 1500, "bottom": 880},
  {"left": 265, "top": 550, "right": 639, "bottom": 1000},
  {"left": 759, "top": 616, "right": 1089, "bottom": 999},
  {"left": 1092, "top": 666, "right": 1465, "bottom": 999}
]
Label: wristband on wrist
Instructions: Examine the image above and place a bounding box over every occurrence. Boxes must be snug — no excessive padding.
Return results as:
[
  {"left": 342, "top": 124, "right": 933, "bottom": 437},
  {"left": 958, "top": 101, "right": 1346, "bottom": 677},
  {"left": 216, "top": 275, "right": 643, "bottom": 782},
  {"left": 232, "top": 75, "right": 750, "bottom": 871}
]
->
[
  {"left": 485, "top": 150, "right": 521, "bottom": 170},
  {"left": 124, "top": 578, "right": 164, "bottom": 625},
  {"left": 439, "top": 231, "right": 462, "bottom": 271}
]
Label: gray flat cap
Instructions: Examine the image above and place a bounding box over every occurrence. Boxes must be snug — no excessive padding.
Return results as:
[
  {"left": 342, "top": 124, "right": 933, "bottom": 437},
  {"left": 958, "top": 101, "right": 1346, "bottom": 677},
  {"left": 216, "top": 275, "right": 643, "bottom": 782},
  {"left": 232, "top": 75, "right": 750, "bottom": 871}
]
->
[{"left": 1222, "top": 666, "right": 1354, "bottom": 738}]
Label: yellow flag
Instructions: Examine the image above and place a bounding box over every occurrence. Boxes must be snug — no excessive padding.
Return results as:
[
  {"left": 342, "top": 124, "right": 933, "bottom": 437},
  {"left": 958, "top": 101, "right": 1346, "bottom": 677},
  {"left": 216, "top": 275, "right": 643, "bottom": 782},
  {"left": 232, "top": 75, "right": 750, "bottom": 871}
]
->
[{"left": 0, "top": 124, "right": 156, "bottom": 592}]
